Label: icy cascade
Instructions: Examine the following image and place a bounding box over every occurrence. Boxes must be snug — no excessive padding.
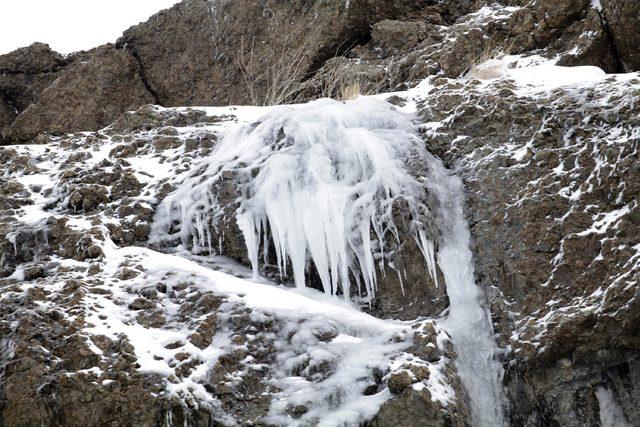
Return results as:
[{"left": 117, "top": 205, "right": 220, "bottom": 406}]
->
[
  {"left": 596, "top": 387, "right": 632, "bottom": 427},
  {"left": 152, "top": 98, "right": 437, "bottom": 299},
  {"left": 426, "top": 156, "right": 507, "bottom": 426}
]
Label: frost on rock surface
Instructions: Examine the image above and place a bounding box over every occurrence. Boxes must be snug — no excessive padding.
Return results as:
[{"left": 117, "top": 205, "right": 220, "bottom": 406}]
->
[{"left": 152, "top": 98, "right": 438, "bottom": 300}]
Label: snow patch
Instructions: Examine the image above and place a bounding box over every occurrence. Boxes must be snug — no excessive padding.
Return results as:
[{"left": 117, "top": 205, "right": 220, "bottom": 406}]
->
[{"left": 469, "top": 55, "right": 607, "bottom": 90}]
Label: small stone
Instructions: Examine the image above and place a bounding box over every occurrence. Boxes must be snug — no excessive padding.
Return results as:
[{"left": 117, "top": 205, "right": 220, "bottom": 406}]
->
[
  {"left": 86, "top": 244, "right": 103, "bottom": 259},
  {"left": 408, "top": 364, "right": 430, "bottom": 381},
  {"left": 23, "top": 265, "right": 45, "bottom": 280},
  {"left": 363, "top": 383, "right": 379, "bottom": 395},
  {"left": 189, "top": 333, "right": 208, "bottom": 350},
  {"left": 175, "top": 352, "right": 191, "bottom": 362},
  {"left": 165, "top": 341, "right": 185, "bottom": 350},
  {"left": 87, "top": 264, "right": 101, "bottom": 275},
  {"left": 290, "top": 404, "right": 308, "bottom": 418},
  {"left": 387, "top": 370, "right": 414, "bottom": 394},
  {"left": 128, "top": 298, "right": 156, "bottom": 310}
]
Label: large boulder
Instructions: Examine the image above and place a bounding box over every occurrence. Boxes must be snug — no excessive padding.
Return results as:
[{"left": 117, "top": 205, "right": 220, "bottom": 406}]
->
[
  {"left": 602, "top": 0, "right": 640, "bottom": 71},
  {"left": 0, "top": 43, "right": 68, "bottom": 141},
  {"left": 0, "top": 42, "right": 66, "bottom": 75},
  {"left": 3, "top": 45, "right": 154, "bottom": 142}
]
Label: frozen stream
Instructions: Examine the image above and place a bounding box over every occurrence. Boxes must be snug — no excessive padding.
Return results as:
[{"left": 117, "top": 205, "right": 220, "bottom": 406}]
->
[
  {"left": 153, "top": 97, "right": 507, "bottom": 425},
  {"left": 428, "top": 155, "right": 507, "bottom": 426}
]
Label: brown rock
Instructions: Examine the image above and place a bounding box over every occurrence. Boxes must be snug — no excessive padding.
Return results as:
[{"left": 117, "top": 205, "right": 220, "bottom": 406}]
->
[
  {"left": 371, "top": 20, "right": 432, "bottom": 56},
  {"left": 4, "top": 45, "right": 153, "bottom": 142},
  {"left": 0, "top": 96, "right": 17, "bottom": 136},
  {"left": 557, "top": 9, "right": 620, "bottom": 72},
  {"left": 116, "top": 0, "right": 432, "bottom": 106},
  {"left": 602, "top": 0, "right": 640, "bottom": 70},
  {"left": 0, "top": 43, "right": 67, "bottom": 114},
  {"left": 85, "top": 244, "right": 103, "bottom": 259},
  {"left": 387, "top": 370, "right": 414, "bottom": 394}
]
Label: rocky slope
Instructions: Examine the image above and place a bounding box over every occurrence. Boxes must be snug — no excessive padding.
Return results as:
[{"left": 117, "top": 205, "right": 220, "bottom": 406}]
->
[
  {"left": 1, "top": 0, "right": 640, "bottom": 426},
  {"left": 0, "top": 103, "right": 471, "bottom": 426},
  {"left": 418, "top": 60, "right": 640, "bottom": 425}
]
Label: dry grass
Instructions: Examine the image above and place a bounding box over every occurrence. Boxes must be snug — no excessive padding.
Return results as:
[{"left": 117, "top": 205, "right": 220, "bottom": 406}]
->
[
  {"left": 465, "top": 39, "right": 518, "bottom": 80},
  {"left": 339, "top": 81, "right": 362, "bottom": 101},
  {"left": 312, "top": 59, "right": 401, "bottom": 101},
  {"left": 238, "top": 37, "right": 403, "bottom": 105},
  {"left": 238, "top": 36, "right": 309, "bottom": 106}
]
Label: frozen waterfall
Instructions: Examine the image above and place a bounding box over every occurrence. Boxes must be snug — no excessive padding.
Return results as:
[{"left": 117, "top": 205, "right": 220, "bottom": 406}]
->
[
  {"left": 151, "top": 97, "right": 506, "bottom": 425},
  {"left": 152, "top": 98, "right": 437, "bottom": 300},
  {"left": 596, "top": 387, "right": 632, "bottom": 427},
  {"left": 427, "top": 155, "right": 507, "bottom": 426}
]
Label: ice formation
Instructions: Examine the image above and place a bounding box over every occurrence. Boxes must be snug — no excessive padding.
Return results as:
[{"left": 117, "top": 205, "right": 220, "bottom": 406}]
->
[
  {"left": 152, "top": 98, "right": 437, "bottom": 300},
  {"left": 596, "top": 387, "right": 632, "bottom": 427},
  {"left": 152, "top": 96, "right": 507, "bottom": 425},
  {"left": 426, "top": 154, "right": 507, "bottom": 426}
]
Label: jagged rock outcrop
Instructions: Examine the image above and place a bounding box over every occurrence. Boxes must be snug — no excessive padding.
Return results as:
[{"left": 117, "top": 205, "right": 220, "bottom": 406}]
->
[
  {"left": 557, "top": 9, "right": 619, "bottom": 72},
  {"left": 115, "top": 0, "right": 431, "bottom": 106},
  {"left": 3, "top": 0, "right": 436, "bottom": 141},
  {"left": 417, "top": 71, "right": 640, "bottom": 425},
  {"left": 601, "top": 0, "right": 640, "bottom": 71},
  {"left": 4, "top": 45, "right": 154, "bottom": 142},
  {"left": 2, "top": 0, "right": 640, "bottom": 142},
  {"left": 0, "top": 42, "right": 67, "bottom": 112},
  {"left": 0, "top": 43, "right": 68, "bottom": 140}
]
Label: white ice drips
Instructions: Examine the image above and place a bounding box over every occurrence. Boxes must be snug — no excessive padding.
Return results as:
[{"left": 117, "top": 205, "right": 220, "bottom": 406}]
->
[
  {"left": 596, "top": 387, "right": 632, "bottom": 427},
  {"left": 426, "top": 155, "right": 507, "bottom": 426},
  {"left": 152, "top": 98, "right": 437, "bottom": 300}
]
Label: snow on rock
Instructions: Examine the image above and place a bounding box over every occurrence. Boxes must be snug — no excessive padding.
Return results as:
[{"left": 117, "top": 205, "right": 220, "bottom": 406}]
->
[
  {"left": 418, "top": 50, "right": 640, "bottom": 424},
  {"left": 87, "top": 240, "right": 416, "bottom": 425},
  {"left": 152, "top": 98, "right": 438, "bottom": 300},
  {"left": 468, "top": 55, "right": 607, "bottom": 90}
]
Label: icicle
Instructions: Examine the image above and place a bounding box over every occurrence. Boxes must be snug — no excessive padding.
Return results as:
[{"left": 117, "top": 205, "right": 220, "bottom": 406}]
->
[
  {"left": 415, "top": 229, "right": 438, "bottom": 287},
  {"left": 151, "top": 98, "right": 438, "bottom": 300}
]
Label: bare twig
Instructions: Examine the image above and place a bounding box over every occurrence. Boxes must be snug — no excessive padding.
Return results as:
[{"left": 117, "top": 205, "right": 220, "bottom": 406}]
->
[{"left": 238, "top": 36, "right": 310, "bottom": 106}]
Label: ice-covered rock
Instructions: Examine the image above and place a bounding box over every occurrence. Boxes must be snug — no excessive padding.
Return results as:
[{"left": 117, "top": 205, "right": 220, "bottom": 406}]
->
[{"left": 152, "top": 98, "right": 439, "bottom": 301}]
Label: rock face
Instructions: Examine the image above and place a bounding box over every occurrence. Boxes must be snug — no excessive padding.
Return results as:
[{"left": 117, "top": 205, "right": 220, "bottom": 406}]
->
[
  {"left": 4, "top": 46, "right": 154, "bottom": 142},
  {"left": 0, "top": 42, "right": 67, "bottom": 112},
  {"left": 418, "top": 72, "right": 640, "bottom": 425},
  {"left": 0, "top": 97, "right": 16, "bottom": 131},
  {"left": 2, "top": 0, "right": 640, "bottom": 141},
  {"left": 116, "top": 0, "right": 429, "bottom": 106},
  {"left": 602, "top": 0, "right": 640, "bottom": 71},
  {"left": 556, "top": 9, "right": 620, "bottom": 72},
  {"left": 0, "top": 43, "right": 68, "bottom": 141}
]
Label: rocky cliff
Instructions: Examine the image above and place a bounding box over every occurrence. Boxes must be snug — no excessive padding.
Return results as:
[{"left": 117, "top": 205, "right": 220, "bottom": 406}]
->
[
  {"left": 1, "top": 0, "right": 639, "bottom": 143},
  {"left": 1, "top": 0, "right": 639, "bottom": 426}
]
